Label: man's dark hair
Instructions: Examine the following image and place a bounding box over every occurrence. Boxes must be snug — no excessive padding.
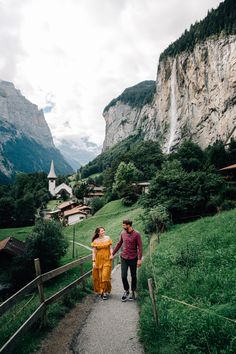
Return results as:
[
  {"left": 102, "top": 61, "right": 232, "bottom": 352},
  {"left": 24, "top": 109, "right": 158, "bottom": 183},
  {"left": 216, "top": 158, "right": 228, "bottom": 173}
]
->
[{"left": 123, "top": 219, "right": 132, "bottom": 226}]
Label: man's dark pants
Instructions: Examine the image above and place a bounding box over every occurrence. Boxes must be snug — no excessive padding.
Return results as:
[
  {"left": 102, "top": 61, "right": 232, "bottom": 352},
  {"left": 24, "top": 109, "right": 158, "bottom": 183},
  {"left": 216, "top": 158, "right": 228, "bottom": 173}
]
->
[{"left": 121, "top": 257, "right": 137, "bottom": 292}]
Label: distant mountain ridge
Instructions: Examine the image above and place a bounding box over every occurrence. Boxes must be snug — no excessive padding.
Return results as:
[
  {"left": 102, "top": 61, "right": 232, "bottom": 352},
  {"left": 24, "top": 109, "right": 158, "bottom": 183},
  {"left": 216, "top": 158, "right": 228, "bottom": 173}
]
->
[
  {"left": 55, "top": 137, "right": 102, "bottom": 171},
  {"left": 0, "top": 80, "right": 73, "bottom": 183}
]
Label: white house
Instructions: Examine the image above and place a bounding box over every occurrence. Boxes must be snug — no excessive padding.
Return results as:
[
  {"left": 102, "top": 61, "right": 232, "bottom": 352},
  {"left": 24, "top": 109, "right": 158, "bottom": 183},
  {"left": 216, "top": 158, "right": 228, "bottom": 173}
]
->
[{"left": 63, "top": 206, "right": 88, "bottom": 225}]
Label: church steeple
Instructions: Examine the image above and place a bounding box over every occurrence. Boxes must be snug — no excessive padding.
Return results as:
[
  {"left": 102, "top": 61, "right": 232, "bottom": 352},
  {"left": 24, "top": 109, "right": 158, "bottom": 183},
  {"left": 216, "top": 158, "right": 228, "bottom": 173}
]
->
[
  {"left": 48, "top": 160, "right": 57, "bottom": 196},
  {"left": 48, "top": 160, "right": 57, "bottom": 179}
]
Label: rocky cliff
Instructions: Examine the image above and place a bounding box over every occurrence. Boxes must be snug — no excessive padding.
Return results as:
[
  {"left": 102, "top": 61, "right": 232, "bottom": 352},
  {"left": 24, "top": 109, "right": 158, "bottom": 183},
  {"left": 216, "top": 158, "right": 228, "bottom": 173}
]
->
[
  {"left": 103, "top": 35, "right": 236, "bottom": 152},
  {"left": 0, "top": 80, "right": 73, "bottom": 183}
]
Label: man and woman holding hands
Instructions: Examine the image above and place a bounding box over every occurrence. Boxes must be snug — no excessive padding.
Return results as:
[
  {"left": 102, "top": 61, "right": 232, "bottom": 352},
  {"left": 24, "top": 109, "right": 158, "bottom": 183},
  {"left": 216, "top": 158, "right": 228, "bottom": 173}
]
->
[{"left": 91, "top": 219, "right": 142, "bottom": 301}]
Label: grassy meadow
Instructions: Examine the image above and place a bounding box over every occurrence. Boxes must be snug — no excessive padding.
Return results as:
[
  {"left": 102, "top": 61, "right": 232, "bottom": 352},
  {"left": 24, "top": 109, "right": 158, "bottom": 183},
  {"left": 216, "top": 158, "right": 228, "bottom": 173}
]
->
[
  {"left": 0, "top": 226, "right": 33, "bottom": 242},
  {"left": 138, "top": 208, "right": 236, "bottom": 353}
]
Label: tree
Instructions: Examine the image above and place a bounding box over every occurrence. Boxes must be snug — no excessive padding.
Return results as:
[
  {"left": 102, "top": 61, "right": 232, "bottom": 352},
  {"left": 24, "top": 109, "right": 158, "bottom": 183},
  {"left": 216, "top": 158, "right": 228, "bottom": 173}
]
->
[
  {"left": 142, "top": 160, "right": 224, "bottom": 222},
  {"left": 174, "top": 140, "right": 205, "bottom": 172},
  {"left": 73, "top": 182, "right": 91, "bottom": 201},
  {"left": 90, "top": 197, "right": 105, "bottom": 215},
  {"left": 15, "top": 192, "right": 36, "bottom": 226},
  {"left": 130, "top": 140, "right": 164, "bottom": 179},
  {"left": 0, "top": 197, "right": 15, "bottom": 227},
  {"left": 112, "top": 161, "right": 140, "bottom": 199},
  {"left": 25, "top": 219, "right": 68, "bottom": 272},
  {"left": 205, "top": 140, "right": 228, "bottom": 169}
]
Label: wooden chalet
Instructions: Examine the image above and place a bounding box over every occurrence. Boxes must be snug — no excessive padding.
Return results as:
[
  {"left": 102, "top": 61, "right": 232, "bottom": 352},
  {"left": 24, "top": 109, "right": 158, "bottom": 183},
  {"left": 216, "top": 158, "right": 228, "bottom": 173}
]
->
[
  {"left": 219, "top": 164, "right": 236, "bottom": 182},
  {"left": 0, "top": 237, "right": 25, "bottom": 264}
]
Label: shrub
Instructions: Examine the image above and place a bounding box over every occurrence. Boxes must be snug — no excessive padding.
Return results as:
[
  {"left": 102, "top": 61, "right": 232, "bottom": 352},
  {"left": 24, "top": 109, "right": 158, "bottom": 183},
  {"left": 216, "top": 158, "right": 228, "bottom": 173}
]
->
[
  {"left": 90, "top": 197, "right": 105, "bottom": 214},
  {"left": 25, "top": 219, "right": 68, "bottom": 272}
]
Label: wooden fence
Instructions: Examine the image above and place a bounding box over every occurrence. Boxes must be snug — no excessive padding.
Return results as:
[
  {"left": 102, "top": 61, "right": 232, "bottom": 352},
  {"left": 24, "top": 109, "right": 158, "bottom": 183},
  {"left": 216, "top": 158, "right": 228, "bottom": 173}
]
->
[{"left": 0, "top": 254, "right": 119, "bottom": 354}]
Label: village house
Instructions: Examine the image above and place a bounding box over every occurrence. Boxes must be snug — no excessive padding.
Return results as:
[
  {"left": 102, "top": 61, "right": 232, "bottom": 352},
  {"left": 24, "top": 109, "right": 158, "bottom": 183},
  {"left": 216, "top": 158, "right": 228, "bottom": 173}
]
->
[
  {"left": 63, "top": 206, "right": 88, "bottom": 226},
  {"left": 219, "top": 163, "right": 236, "bottom": 182},
  {"left": 84, "top": 185, "right": 105, "bottom": 204},
  {"left": 0, "top": 237, "right": 25, "bottom": 265},
  {"left": 132, "top": 182, "right": 150, "bottom": 194},
  {"left": 46, "top": 200, "right": 92, "bottom": 226}
]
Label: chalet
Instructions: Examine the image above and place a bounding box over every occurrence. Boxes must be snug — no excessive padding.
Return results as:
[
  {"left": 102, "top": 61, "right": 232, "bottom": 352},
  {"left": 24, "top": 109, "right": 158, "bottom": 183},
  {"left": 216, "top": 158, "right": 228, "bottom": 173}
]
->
[
  {"left": 219, "top": 164, "right": 236, "bottom": 182},
  {"left": 0, "top": 237, "right": 25, "bottom": 261},
  {"left": 133, "top": 182, "right": 150, "bottom": 194},
  {"left": 63, "top": 206, "right": 88, "bottom": 226},
  {"left": 57, "top": 200, "right": 78, "bottom": 213},
  {"left": 84, "top": 186, "right": 105, "bottom": 204}
]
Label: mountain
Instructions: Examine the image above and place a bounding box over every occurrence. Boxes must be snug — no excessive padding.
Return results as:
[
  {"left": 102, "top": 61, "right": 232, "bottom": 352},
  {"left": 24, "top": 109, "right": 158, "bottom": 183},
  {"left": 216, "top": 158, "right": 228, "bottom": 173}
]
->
[
  {"left": 102, "top": 0, "right": 236, "bottom": 152},
  {"left": 0, "top": 80, "right": 73, "bottom": 184},
  {"left": 55, "top": 136, "right": 102, "bottom": 171}
]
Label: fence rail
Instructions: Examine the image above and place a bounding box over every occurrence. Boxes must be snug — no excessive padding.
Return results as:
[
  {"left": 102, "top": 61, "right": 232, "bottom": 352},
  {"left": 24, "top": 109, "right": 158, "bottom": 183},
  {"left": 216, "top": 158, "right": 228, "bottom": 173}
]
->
[
  {"left": 0, "top": 253, "right": 120, "bottom": 354},
  {"left": 0, "top": 254, "right": 94, "bottom": 354}
]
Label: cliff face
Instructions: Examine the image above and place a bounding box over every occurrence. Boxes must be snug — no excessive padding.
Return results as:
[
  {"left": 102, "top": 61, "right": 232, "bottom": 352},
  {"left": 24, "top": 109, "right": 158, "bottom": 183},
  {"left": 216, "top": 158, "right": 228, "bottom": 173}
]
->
[
  {"left": 0, "top": 81, "right": 54, "bottom": 148},
  {"left": 103, "top": 35, "right": 236, "bottom": 152},
  {"left": 0, "top": 80, "right": 73, "bottom": 182}
]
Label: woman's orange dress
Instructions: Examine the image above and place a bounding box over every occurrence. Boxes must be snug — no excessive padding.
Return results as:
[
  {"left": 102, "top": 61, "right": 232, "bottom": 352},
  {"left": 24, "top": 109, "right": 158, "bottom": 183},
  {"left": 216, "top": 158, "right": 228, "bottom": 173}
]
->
[{"left": 91, "top": 239, "right": 112, "bottom": 294}]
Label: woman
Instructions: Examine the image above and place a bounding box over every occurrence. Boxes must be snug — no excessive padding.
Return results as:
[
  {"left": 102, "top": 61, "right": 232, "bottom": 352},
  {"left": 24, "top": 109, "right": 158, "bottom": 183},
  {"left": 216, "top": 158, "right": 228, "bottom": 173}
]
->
[{"left": 91, "top": 227, "right": 113, "bottom": 300}]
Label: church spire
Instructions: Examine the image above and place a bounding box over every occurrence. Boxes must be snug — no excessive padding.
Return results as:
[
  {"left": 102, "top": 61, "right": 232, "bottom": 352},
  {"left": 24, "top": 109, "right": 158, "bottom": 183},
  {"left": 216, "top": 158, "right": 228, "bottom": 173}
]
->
[{"left": 48, "top": 160, "right": 57, "bottom": 179}]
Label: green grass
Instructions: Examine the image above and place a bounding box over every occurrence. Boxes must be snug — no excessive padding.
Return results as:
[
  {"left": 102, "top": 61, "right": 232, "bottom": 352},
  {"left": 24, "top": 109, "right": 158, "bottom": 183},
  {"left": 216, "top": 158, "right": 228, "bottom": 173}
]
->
[
  {"left": 46, "top": 199, "right": 62, "bottom": 211},
  {"left": 138, "top": 208, "right": 236, "bottom": 353},
  {"left": 0, "top": 226, "right": 33, "bottom": 241},
  {"left": 0, "top": 199, "right": 146, "bottom": 353}
]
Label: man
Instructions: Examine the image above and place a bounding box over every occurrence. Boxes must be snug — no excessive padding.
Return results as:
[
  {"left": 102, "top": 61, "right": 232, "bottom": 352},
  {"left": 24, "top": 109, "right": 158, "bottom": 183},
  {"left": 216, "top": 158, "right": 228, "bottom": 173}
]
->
[{"left": 112, "top": 219, "right": 142, "bottom": 301}]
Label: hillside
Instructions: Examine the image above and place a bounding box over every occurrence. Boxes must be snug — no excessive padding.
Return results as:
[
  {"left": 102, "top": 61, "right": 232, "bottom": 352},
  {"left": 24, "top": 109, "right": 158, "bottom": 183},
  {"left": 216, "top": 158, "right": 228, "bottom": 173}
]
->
[
  {"left": 103, "top": 80, "right": 156, "bottom": 113},
  {"left": 139, "top": 208, "right": 236, "bottom": 353}
]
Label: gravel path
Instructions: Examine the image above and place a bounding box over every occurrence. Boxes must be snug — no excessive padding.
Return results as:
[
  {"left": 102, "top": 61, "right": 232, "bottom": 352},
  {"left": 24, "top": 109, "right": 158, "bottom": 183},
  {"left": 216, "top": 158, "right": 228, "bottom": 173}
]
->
[
  {"left": 74, "top": 264, "right": 144, "bottom": 354},
  {"left": 36, "top": 264, "right": 144, "bottom": 354}
]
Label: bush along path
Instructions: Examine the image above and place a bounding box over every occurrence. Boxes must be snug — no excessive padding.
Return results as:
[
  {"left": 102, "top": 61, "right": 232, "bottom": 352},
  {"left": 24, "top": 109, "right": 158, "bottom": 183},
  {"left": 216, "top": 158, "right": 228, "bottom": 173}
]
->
[{"left": 74, "top": 264, "right": 144, "bottom": 354}]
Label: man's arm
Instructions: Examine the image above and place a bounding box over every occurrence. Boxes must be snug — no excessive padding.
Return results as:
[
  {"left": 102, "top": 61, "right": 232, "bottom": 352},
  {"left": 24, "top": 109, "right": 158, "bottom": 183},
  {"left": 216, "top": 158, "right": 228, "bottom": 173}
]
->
[
  {"left": 112, "top": 234, "right": 123, "bottom": 256},
  {"left": 137, "top": 232, "right": 142, "bottom": 267}
]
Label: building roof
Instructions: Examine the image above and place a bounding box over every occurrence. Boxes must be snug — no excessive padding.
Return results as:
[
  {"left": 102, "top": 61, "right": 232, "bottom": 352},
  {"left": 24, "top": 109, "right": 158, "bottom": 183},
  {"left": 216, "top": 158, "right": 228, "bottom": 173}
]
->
[
  {"left": 87, "top": 192, "right": 104, "bottom": 197},
  {"left": 0, "top": 237, "right": 25, "bottom": 256},
  {"left": 78, "top": 205, "right": 92, "bottom": 210},
  {"left": 48, "top": 160, "right": 57, "bottom": 179},
  {"left": 54, "top": 183, "right": 72, "bottom": 196},
  {"left": 219, "top": 164, "right": 236, "bottom": 171},
  {"left": 64, "top": 206, "right": 88, "bottom": 217},
  {"left": 57, "top": 200, "right": 77, "bottom": 210}
]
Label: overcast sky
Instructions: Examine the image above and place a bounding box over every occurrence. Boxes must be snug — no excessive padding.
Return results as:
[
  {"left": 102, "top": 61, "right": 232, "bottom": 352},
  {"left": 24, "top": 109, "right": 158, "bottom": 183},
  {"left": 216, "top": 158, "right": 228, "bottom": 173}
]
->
[{"left": 0, "top": 0, "right": 222, "bottom": 147}]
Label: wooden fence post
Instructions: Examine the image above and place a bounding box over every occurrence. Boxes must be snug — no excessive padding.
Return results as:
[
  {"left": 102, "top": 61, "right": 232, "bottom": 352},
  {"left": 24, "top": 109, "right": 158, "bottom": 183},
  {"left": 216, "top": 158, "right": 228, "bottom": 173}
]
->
[
  {"left": 148, "top": 278, "right": 159, "bottom": 326},
  {"left": 72, "top": 225, "right": 75, "bottom": 258},
  {"left": 80, "top": 263, "right": 86, "bottom": 290},
  {"left": 34, "top": 258, "right": 47, "bottom": 326}
]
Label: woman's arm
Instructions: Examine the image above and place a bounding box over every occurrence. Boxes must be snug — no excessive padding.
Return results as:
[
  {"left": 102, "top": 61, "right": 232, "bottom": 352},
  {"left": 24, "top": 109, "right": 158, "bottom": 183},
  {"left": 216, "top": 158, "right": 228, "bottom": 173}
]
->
[{"left": 92, "top": 247, "right": 96, "bottom": 267}]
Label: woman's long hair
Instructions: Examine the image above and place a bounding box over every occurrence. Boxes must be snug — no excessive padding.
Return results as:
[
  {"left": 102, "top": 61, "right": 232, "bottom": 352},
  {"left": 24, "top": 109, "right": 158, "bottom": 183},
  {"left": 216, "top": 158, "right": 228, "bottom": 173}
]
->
[{"left": 92, "top": 227, "right": 104, "bottom": 242}]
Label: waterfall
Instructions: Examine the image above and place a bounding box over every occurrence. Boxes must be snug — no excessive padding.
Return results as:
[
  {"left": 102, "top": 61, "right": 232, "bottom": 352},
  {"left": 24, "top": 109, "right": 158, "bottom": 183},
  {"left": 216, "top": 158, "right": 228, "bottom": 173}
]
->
[{"left": 167, "top": 59, "right": 177, "bottom": 153}]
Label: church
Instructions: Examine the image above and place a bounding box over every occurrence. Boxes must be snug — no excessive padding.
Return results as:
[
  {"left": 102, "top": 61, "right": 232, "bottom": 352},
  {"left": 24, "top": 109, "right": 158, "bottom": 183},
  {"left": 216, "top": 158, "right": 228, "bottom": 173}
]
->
[{"left": 47, "top": 160, "right": 73, "bottom": 198}]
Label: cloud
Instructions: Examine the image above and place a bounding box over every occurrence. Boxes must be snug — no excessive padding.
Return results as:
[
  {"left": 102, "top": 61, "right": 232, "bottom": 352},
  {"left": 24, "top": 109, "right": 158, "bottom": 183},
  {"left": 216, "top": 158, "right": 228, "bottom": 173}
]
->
[{"left": 0, "top": 0, "right": 222, "bottom": 146}]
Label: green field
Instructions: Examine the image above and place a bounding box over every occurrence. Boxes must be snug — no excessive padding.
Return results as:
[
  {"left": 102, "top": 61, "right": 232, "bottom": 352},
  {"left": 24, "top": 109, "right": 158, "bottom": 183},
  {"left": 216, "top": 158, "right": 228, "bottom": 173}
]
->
[
  {"left": 0, "top": 226, "right": 33, "bottom": 242},
  {"left": 139, "top": 208, "right": 236, "bottom": 353}
]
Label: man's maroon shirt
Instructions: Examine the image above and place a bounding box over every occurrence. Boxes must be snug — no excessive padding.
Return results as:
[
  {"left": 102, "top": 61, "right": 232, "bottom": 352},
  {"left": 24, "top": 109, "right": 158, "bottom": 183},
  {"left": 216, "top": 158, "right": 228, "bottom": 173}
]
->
[{"left": 113, "top": 229, "right": 142, "bottom": 260}]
